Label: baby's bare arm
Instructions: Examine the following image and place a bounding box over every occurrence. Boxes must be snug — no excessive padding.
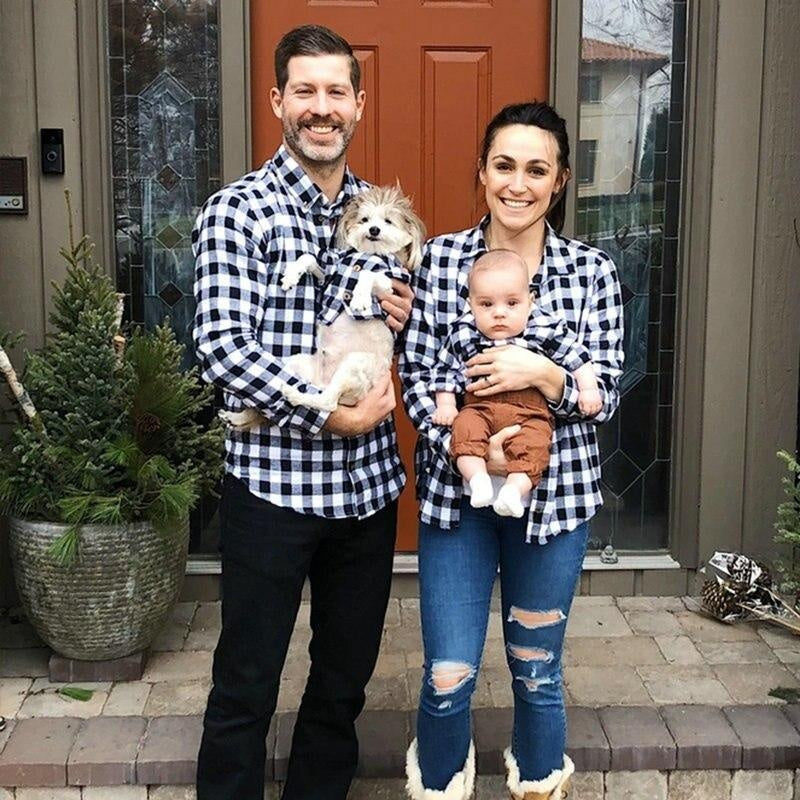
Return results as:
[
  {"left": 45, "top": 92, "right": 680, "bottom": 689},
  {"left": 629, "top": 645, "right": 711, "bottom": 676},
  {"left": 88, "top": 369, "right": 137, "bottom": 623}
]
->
[{"left": 433, "top": 391, "right": 458, "bottom": 426}]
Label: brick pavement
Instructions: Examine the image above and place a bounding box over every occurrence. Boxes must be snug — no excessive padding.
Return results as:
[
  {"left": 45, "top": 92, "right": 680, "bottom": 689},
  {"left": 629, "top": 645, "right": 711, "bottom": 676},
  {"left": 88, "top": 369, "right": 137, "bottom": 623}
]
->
[{"left": 1, "top": 597, "right": 800, "bottom": 797}]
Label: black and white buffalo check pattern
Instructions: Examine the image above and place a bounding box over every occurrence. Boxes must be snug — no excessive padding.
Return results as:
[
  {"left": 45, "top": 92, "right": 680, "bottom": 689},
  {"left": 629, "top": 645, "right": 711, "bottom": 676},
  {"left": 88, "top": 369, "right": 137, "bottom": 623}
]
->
[
  {"left": 192, "top": 145, "right": 405, "bottom": 519},
  {"left": 398, "top": 220, "right": 624, "bottom": 543},
  {"left": 430, "top": 309, "right": 592, "bottom": 394},
  {"left": 318, "top": 248, "right": 410, "bottom": 326}
]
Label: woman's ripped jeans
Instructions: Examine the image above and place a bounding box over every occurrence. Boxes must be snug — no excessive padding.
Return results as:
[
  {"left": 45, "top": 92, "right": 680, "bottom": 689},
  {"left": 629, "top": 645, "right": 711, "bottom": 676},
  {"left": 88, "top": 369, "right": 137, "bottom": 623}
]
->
[{"left": 413, "top": 499, "right": 588, "bottom": 790}]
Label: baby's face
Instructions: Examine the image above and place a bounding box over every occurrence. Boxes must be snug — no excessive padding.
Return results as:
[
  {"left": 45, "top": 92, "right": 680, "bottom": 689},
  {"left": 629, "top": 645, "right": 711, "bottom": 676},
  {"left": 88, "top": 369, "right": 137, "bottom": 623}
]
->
[{"left": 469, "top": 264, "right": 533, "bottom": 340}]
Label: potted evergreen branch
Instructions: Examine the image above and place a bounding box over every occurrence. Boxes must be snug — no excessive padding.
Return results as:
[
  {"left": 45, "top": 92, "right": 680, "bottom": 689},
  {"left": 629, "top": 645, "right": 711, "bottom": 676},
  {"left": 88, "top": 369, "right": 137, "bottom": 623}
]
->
[
  {"left": 0, "top": 195, "right": 223, "bottom": 660},
  {"left": 774, "top": 449, "right": 800, "bottom": 606}
]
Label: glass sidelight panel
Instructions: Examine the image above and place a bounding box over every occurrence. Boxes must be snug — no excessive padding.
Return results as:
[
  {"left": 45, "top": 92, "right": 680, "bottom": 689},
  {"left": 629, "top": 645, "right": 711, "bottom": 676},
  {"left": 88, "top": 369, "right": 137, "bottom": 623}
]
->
[
  {"left": 577, "top": 1, "right": 687, "bottom": 551},
  {"left": 106, "top": 0, "right": 221, "bottom": 554}
]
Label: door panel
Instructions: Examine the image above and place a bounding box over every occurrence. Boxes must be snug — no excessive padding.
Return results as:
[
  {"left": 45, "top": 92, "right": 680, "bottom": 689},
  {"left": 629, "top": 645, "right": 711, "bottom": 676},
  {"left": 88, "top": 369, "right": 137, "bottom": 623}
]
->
[
  {"left": 421, "top": 49, "right": 490, "bottom": 233},
  {"left": 250, "top": 0, "right": 550, "bottom": 550}
]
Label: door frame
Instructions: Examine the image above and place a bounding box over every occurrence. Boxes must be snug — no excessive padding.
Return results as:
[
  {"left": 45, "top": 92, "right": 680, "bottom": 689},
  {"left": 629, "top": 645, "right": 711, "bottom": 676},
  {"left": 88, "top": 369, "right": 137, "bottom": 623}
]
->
[
  {"left": 213, "top": 0, "right": 691, "bottom": 575},
  {"left": 80, "top": 0, "right": 727, "bottom": 583}
]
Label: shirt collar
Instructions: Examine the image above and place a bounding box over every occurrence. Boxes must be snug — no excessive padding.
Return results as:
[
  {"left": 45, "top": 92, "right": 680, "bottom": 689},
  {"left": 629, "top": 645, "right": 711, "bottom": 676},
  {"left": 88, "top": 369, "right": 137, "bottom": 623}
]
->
[
  {"left": 476, "top": 216, "right": 570, "bottom": 281},
  {"left": 271, "top": 144, "right": 359, "bottom": 213},
  {"left": 542, "top": 221, "right": 570, "bottom": 277}
]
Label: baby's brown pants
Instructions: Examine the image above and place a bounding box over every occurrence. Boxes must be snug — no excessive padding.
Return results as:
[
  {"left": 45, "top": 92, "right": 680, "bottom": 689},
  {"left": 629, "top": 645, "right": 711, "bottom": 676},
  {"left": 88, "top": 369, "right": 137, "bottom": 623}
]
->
[{"left": 449, "top": 388, "right": 554, "bottom": 487}]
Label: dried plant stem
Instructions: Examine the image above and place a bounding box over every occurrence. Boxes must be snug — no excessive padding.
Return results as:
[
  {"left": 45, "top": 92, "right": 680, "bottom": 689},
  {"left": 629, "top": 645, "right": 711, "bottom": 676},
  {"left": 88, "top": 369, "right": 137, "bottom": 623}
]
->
[
  {"left": 739, "top": 603, "right": 800, "bottom": 635},
  {"left": 112, "top": 293, "right": 126, "bottom": 362},
  {"left": 764, "top": 586, "right": 800, "bottom": 619},
  {"left": 0, "top": 344, "right": 44, "bottom": 433},
  {"left": 65, "top": 189, "right": 75, "bottom": 253},
  {"left": 738, "top": 586, "right": 800, "bottom": 636}
]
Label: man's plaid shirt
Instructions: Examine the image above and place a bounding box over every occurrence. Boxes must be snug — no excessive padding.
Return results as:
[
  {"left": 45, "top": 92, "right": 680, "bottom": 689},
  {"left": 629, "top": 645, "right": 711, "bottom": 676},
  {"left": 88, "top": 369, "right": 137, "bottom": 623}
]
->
[
  {"left": 398, "top": 220, "right": 624, "bottom": 543},
  {"left": 192, "top": 145, "right": 405, "bottom": 519}
]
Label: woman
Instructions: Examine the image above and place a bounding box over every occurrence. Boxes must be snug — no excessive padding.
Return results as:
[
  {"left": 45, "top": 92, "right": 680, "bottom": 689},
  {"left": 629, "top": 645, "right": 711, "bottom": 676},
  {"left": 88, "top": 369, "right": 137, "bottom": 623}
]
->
[{"left": 399, "top": 102, "right": 624, "bottom": 800}]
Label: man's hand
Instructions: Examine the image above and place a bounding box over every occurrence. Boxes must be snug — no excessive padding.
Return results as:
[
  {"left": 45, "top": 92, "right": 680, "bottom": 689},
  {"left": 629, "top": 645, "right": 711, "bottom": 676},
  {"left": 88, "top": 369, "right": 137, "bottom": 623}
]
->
[
  {"left": 485, "top": 424, "right": 521, "bottom": 476},
  {"left": 323, "top": 371, "right": 396, "bottom": 436},
  {"left": 380, "top": 279, "right": 414, "bottom": 333}
]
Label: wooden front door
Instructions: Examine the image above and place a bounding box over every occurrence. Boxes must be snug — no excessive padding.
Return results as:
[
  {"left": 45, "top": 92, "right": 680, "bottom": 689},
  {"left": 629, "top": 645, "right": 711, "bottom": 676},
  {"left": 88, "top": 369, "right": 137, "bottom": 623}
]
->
[{"left": 251, "top": 1, "right": 550, "bottom": 550}]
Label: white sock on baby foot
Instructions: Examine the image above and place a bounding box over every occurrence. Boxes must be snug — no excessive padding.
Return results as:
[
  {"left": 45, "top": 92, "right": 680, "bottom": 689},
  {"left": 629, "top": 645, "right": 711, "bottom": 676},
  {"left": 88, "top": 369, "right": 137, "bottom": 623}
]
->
[
  {"left": 468, "top": 473, "right": 494, "bottom": 508},
  {"left": 493, "top": 484, "right": 525, "bottom": 518}
]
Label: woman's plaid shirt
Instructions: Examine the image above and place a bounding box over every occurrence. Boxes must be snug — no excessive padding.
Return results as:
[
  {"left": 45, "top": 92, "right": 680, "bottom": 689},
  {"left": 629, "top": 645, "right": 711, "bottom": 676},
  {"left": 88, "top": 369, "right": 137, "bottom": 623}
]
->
[
  {"left": 398, "top": 221, "right": 624, "bottom": 543},
  {"left": 192, "top": 146, "right": 405, "bottom": 519}
]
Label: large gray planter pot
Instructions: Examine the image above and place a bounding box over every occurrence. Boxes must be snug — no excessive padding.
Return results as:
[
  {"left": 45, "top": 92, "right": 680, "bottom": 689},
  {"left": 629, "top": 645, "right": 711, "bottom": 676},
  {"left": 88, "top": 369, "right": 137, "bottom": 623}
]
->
[{"left": 8, "top": 517, "right": 189, "bottom": 661}]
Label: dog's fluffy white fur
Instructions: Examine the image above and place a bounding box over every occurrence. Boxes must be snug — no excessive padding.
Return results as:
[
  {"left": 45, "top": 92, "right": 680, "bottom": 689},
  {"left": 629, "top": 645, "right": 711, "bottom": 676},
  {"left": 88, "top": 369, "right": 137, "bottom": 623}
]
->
[{"left": 220, "top": 185, "right": 425, "bottom": 429}]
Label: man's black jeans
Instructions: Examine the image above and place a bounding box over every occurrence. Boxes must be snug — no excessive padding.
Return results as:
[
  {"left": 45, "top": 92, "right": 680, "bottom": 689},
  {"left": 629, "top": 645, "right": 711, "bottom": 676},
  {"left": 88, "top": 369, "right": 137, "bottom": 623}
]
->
[{"left": 196, "top": 475, "right": 398, "bottom": 800}]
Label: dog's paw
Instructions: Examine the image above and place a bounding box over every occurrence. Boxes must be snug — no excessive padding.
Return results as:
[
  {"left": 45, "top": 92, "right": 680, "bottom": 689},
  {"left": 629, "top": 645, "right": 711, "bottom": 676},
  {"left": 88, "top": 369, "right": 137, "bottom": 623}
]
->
[
  {"left": 349, "top": 289, "right": 373, "bottom": 312},
  {"left": 280, "top": 267, "right": 302, "bottom": 291},
  {"left": 281, "top": 254, "right": 320, "bottom": 291},
  {"left": 373, "top": 272, "right": 393, "bottom": 296},
  {"left": 282, "top": 385, "right": 306, "bottom": 407},
  {"left": 284, "top": 384, "right": 338, "bottom": 412},
  {"left": 218, "top": 408, "right": 262, "bottom": 430}
]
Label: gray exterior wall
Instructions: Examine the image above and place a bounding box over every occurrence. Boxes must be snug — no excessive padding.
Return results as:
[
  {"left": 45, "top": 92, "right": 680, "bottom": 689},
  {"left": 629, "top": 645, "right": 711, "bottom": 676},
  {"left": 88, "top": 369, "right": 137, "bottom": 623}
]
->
[
  {"left": 691, "top": 0, "right": 800, "bottom": 569},
  {"left": 741, "top": 0, "right": 800, "bottom": 561},
  {"left": 1, "top": 1, "right": 799, "bottom": 603},
  {"left": 0, "top": 0, "right": 111, "bottom": 607}
]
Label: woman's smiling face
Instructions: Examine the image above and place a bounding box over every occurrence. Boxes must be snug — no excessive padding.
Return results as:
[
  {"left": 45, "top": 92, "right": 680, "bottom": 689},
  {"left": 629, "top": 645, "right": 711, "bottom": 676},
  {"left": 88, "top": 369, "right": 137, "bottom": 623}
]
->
[{"left": 479, "top": 124, "right": 566, "bottom": 236}]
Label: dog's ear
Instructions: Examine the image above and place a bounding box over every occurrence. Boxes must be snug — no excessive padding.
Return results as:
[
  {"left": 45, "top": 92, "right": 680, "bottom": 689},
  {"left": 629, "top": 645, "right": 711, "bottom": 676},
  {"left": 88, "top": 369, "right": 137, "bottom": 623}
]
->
[
  {"left": 399, "top": 206, "right": 426, "bottom": 271},
  {"left": 335, "top": 196, "right": 361, "bottom": 249}
]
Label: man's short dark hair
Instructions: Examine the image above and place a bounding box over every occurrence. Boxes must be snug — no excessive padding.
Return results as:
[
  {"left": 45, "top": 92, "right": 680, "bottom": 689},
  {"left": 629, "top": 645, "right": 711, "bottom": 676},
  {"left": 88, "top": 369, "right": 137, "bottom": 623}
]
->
[{"left": 275, "top": 25, "right": 361, "bottom": 94}]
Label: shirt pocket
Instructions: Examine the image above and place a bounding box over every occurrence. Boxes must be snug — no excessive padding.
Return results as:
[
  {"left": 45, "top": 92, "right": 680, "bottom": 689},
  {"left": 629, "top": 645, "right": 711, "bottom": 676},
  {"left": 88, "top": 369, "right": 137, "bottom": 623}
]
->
[{"left": 262, "top": 233, "right": 321, "bottom": 357}]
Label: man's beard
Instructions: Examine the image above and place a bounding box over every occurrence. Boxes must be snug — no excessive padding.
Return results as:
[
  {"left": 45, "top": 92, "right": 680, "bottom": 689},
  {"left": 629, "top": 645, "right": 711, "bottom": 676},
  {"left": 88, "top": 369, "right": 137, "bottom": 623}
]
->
[{"left": 283, "top": 116, "right": 356, "bottom": 170}]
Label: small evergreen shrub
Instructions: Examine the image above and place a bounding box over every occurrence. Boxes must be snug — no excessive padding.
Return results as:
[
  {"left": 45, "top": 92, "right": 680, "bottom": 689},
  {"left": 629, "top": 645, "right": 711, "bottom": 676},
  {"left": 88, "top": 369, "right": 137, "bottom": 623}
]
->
[{"left": 0, "top": 195, "right": 223, "bottom": 564}]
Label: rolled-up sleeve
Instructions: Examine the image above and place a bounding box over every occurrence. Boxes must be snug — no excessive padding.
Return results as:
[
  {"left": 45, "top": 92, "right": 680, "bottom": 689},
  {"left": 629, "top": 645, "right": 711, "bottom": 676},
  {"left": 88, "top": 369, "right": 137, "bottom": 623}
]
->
[
  {"left": 397, "top": 251, "right": 453, "bottom": 460},
  {"left": 192, "top": 192, "right": 330, "bottom": 437},
  {"left": 549, "top": 253, "right": 624, "bottom": 424},
  {"left": 529, "top": 310, "right": 593, "bottom": 373}
]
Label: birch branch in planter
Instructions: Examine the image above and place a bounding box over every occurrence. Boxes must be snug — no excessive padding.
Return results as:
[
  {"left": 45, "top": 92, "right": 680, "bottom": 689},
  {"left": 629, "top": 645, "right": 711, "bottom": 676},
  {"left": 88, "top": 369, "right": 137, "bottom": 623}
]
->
[{"left": 0, "top": 344, "right": 45, "bottom": 434}]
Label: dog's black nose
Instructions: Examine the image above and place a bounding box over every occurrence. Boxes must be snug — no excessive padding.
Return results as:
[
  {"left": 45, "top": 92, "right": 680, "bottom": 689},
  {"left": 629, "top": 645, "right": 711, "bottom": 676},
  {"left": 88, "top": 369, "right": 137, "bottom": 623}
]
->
[{"left": 368, "top": 226, "right": 381, "bottom": 237}]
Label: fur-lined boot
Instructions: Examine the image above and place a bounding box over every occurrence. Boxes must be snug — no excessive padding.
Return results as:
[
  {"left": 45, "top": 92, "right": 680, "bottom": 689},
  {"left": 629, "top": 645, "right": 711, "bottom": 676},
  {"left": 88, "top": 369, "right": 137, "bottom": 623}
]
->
[
  {"left": 405, "top": 738, "right": 476, "bottom": 800},
  {"left": 504, "top": 749, "right": 574, "bottom": 800}
]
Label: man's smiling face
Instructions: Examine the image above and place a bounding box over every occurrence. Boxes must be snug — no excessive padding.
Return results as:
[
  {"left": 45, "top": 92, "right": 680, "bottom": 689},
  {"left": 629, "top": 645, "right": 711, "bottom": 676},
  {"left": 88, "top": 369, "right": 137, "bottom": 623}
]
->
[{"left": 270, "top": 54, "right": 365, "bottom": 169}]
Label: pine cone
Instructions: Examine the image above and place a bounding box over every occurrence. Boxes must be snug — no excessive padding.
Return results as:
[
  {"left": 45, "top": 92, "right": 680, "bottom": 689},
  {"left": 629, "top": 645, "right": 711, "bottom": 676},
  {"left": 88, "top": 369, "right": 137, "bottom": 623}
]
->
[
  {"left": 701, "top": 580, "right": 742, "bottom": 619},
  {"left": 134, "top": 411, "right": 161, "bottom": 433}
]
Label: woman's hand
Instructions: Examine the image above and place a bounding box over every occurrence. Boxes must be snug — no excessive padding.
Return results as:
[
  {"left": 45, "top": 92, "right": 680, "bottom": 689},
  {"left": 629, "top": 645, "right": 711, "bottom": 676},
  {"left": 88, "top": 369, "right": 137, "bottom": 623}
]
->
[
  {"left": 465, "top": 345, "right": 567, "bottom": 403},
  {"left": 464, "top": 345, "right": 555, "bottom": 395},
  {"left": 484, "top": 425, "right": 521, "bottom": 476}
]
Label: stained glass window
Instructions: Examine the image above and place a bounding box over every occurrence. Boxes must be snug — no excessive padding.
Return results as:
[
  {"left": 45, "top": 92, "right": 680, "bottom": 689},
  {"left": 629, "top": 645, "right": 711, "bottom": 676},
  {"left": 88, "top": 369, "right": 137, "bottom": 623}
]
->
[
  {"left": 577, "top": 0, "right": 687, "bottom": 551},
  {"left": 107, "top": 0, "right": 220, "bottom": 369},
  {"left": 106, "top": 0, "right": 221, "bottom": 554}
]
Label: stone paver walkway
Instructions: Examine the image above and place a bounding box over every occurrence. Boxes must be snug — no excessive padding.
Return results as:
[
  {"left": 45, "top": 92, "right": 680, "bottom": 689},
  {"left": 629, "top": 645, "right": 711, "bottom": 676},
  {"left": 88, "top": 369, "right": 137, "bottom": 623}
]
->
[
  {"left": 3, "top": 597, "right": 800, "bottom": 798},
  {"left": 1, "top": 595, "right": 799, "bottom": 722}
]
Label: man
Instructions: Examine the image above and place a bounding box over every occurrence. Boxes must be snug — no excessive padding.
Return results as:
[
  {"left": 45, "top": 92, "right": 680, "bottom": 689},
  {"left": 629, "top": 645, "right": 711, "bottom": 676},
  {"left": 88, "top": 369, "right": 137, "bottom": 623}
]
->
[{"left": 192, "top": 25, "right": 413, "bottom": 800}]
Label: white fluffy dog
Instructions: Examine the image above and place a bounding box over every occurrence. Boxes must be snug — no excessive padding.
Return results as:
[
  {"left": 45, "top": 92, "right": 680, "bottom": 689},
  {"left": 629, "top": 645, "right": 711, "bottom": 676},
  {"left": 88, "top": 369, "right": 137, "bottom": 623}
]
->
[{"left": 221, "top": 185, "right": 425, "bottom": 429}]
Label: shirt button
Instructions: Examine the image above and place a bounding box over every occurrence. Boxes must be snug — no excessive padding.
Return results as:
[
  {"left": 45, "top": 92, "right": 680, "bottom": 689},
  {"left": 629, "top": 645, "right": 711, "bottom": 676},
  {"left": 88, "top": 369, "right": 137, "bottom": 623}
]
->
[
  {"left": 353, "top": 265, "right": 362, "bottom": 272},
  {"left": 343, "top": 291, "right": 352, "bottom": 301}
]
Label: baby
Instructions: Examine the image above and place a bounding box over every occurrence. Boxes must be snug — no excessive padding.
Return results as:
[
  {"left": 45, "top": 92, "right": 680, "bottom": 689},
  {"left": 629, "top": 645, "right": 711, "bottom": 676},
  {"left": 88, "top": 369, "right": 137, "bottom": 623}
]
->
[{"left": 432, "top": 250, "right": 601, "bottom": 517}]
